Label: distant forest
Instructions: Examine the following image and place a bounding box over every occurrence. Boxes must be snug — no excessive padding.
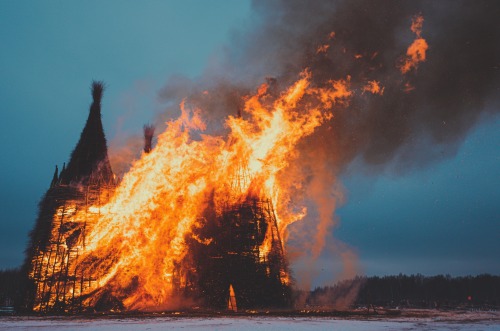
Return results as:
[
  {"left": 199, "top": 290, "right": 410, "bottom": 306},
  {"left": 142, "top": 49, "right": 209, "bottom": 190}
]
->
[
  {"left": 1, "top": 268, "right": 499, "bottom": 311},
  {"left": 0, "top": 269, "right": 24, "bottom": 309},
  {"left": 306, "top": 274, "right": 500, "bottom": 310}
]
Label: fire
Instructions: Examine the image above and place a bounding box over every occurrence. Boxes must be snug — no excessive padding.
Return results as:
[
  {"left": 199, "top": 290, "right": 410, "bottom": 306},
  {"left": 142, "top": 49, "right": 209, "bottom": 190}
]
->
[
  {"left": 399, "top": 14, "right": 428, "bottom": 74},
  {"left": 362, "top": 80, "right": 384, "bottom": 95},
  {"left": 28, "top": 10, "right": 433, "bottom": 312},
  {"left": 316, "top": 44, "right": 330, "bottom": 54},
  {"left": 30, "top": 70, "right": 353, "bottom": 311},
  {"left": 410, "top": 14, "right": 424, "bottom": 36}
]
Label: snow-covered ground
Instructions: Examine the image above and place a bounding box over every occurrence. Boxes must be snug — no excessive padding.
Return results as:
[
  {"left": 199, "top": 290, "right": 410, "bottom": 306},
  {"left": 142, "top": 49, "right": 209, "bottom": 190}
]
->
[{"left": 1, "top": 311, "right": 499, "bottom": 331}]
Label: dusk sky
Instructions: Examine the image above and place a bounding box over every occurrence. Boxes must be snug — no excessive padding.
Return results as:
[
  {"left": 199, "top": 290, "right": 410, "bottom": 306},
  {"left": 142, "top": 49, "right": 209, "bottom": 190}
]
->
[{"left": 1, "top": 1, "right": 498, "bottom": 287}]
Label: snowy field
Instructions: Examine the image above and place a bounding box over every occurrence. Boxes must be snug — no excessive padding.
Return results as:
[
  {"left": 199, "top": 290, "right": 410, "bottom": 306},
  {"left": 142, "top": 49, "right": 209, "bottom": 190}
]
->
[{"left": 1, "top": 311, "right": 499, "bottom": 331}]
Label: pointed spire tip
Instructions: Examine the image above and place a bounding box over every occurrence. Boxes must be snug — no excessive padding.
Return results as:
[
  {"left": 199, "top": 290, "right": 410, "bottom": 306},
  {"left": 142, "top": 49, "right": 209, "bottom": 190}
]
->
[{"left": 91, "top": 81, "right": 105, "bottom": 103}]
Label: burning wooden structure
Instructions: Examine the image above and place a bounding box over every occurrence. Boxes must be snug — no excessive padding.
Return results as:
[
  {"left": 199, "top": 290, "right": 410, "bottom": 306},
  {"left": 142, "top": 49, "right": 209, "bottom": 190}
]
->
[
  {"left": 25, "top": 82, "right": 291, "bottom": 313},
  {"left": 25, "top": 82, "right": 116, "bottom": 312},
  {"left": 183, "top": 196, "right": 291, "bottom": 309}
]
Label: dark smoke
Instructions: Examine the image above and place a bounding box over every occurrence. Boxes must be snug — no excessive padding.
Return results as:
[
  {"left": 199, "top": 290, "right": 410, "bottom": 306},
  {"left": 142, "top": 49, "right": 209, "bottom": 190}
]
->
[{"left": 159, "top": 0, "right": 499, "bottom": 173}]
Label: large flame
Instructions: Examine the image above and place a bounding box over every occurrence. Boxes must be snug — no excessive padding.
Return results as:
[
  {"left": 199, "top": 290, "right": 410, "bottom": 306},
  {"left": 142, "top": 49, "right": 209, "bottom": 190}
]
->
[{"left": 33, "top": 70, "right": 352, "bottom": 311}]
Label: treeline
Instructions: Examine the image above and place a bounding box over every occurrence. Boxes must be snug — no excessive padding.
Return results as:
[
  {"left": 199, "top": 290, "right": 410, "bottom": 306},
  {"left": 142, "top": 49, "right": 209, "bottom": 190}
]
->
[
  {"left": 2, "top": 269, "right": 500, "bottom": 312},
  {"left": 308, "top": 274, "right": 500, "bottom": 309},
  {"left": 0, "top": 268, "right": 25, "bottom": 309}
]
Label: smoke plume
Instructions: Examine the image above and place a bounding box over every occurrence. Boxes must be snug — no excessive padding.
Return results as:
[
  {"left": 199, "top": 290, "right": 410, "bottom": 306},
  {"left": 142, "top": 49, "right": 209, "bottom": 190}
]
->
[{"left": 153, "top": 0, "right": 499, "bottom": 297}]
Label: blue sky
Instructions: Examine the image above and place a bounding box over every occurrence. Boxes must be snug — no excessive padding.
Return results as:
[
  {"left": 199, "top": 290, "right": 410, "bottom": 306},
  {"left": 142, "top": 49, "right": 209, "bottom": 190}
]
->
[
  {"left": 0, "top": 0, "right": 252, "bottom": 268},
  {"left": 0, "top": 1, "right": 498, "bottom": 285},
  {"left": 335, "top": 118, "right": 500, "bottom": 276}
]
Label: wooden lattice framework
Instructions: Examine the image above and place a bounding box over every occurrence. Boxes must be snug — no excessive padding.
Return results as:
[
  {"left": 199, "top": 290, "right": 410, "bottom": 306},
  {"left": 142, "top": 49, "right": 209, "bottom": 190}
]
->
[{"left": 29, "top": 173, "right": 115, "bottom": 312}]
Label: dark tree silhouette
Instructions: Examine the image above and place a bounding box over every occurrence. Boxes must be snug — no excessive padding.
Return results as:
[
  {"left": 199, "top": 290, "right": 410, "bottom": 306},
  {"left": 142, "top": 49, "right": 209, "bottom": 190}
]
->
[{"left": 308, "top": 274, "right": 500, "bottom": 310}]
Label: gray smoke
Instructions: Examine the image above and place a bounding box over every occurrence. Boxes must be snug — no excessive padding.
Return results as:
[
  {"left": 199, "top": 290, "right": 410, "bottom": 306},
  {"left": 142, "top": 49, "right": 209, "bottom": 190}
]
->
[
  {"left": 155, "top": 0, "right": 499, "bottom": 292},
  {"left": 159, "top": 0, "right": 499, "bottom": 173}
]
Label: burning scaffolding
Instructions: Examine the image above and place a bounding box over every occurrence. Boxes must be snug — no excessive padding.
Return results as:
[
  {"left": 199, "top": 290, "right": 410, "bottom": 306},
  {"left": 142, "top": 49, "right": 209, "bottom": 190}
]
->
[
  {"left": 183, "top": 196, "right": 291, "bottom": 309},
  {"left": 25, "top": 79, "right": 301, "bottom": 312},
  {"left": 25, "top": 82, "right": 116, "bottom": 312}
]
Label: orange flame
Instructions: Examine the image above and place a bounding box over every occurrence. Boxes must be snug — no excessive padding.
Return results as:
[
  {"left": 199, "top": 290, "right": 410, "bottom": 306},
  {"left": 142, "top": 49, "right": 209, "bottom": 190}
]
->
[
  {"left": 316, "top": 44, "right": 330, "bottom": 54},
  {"left": 34, "top": 70, "right": 353, "bottom": 311},
  {"left": 399, "top": 14, "right": 428, "bottom": 74},
  {"left": 411, "top": 14, "right": 424, "bottom": 37},
  {"left": 362, "top": 80, "right": 384, "bottom": 95}
]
